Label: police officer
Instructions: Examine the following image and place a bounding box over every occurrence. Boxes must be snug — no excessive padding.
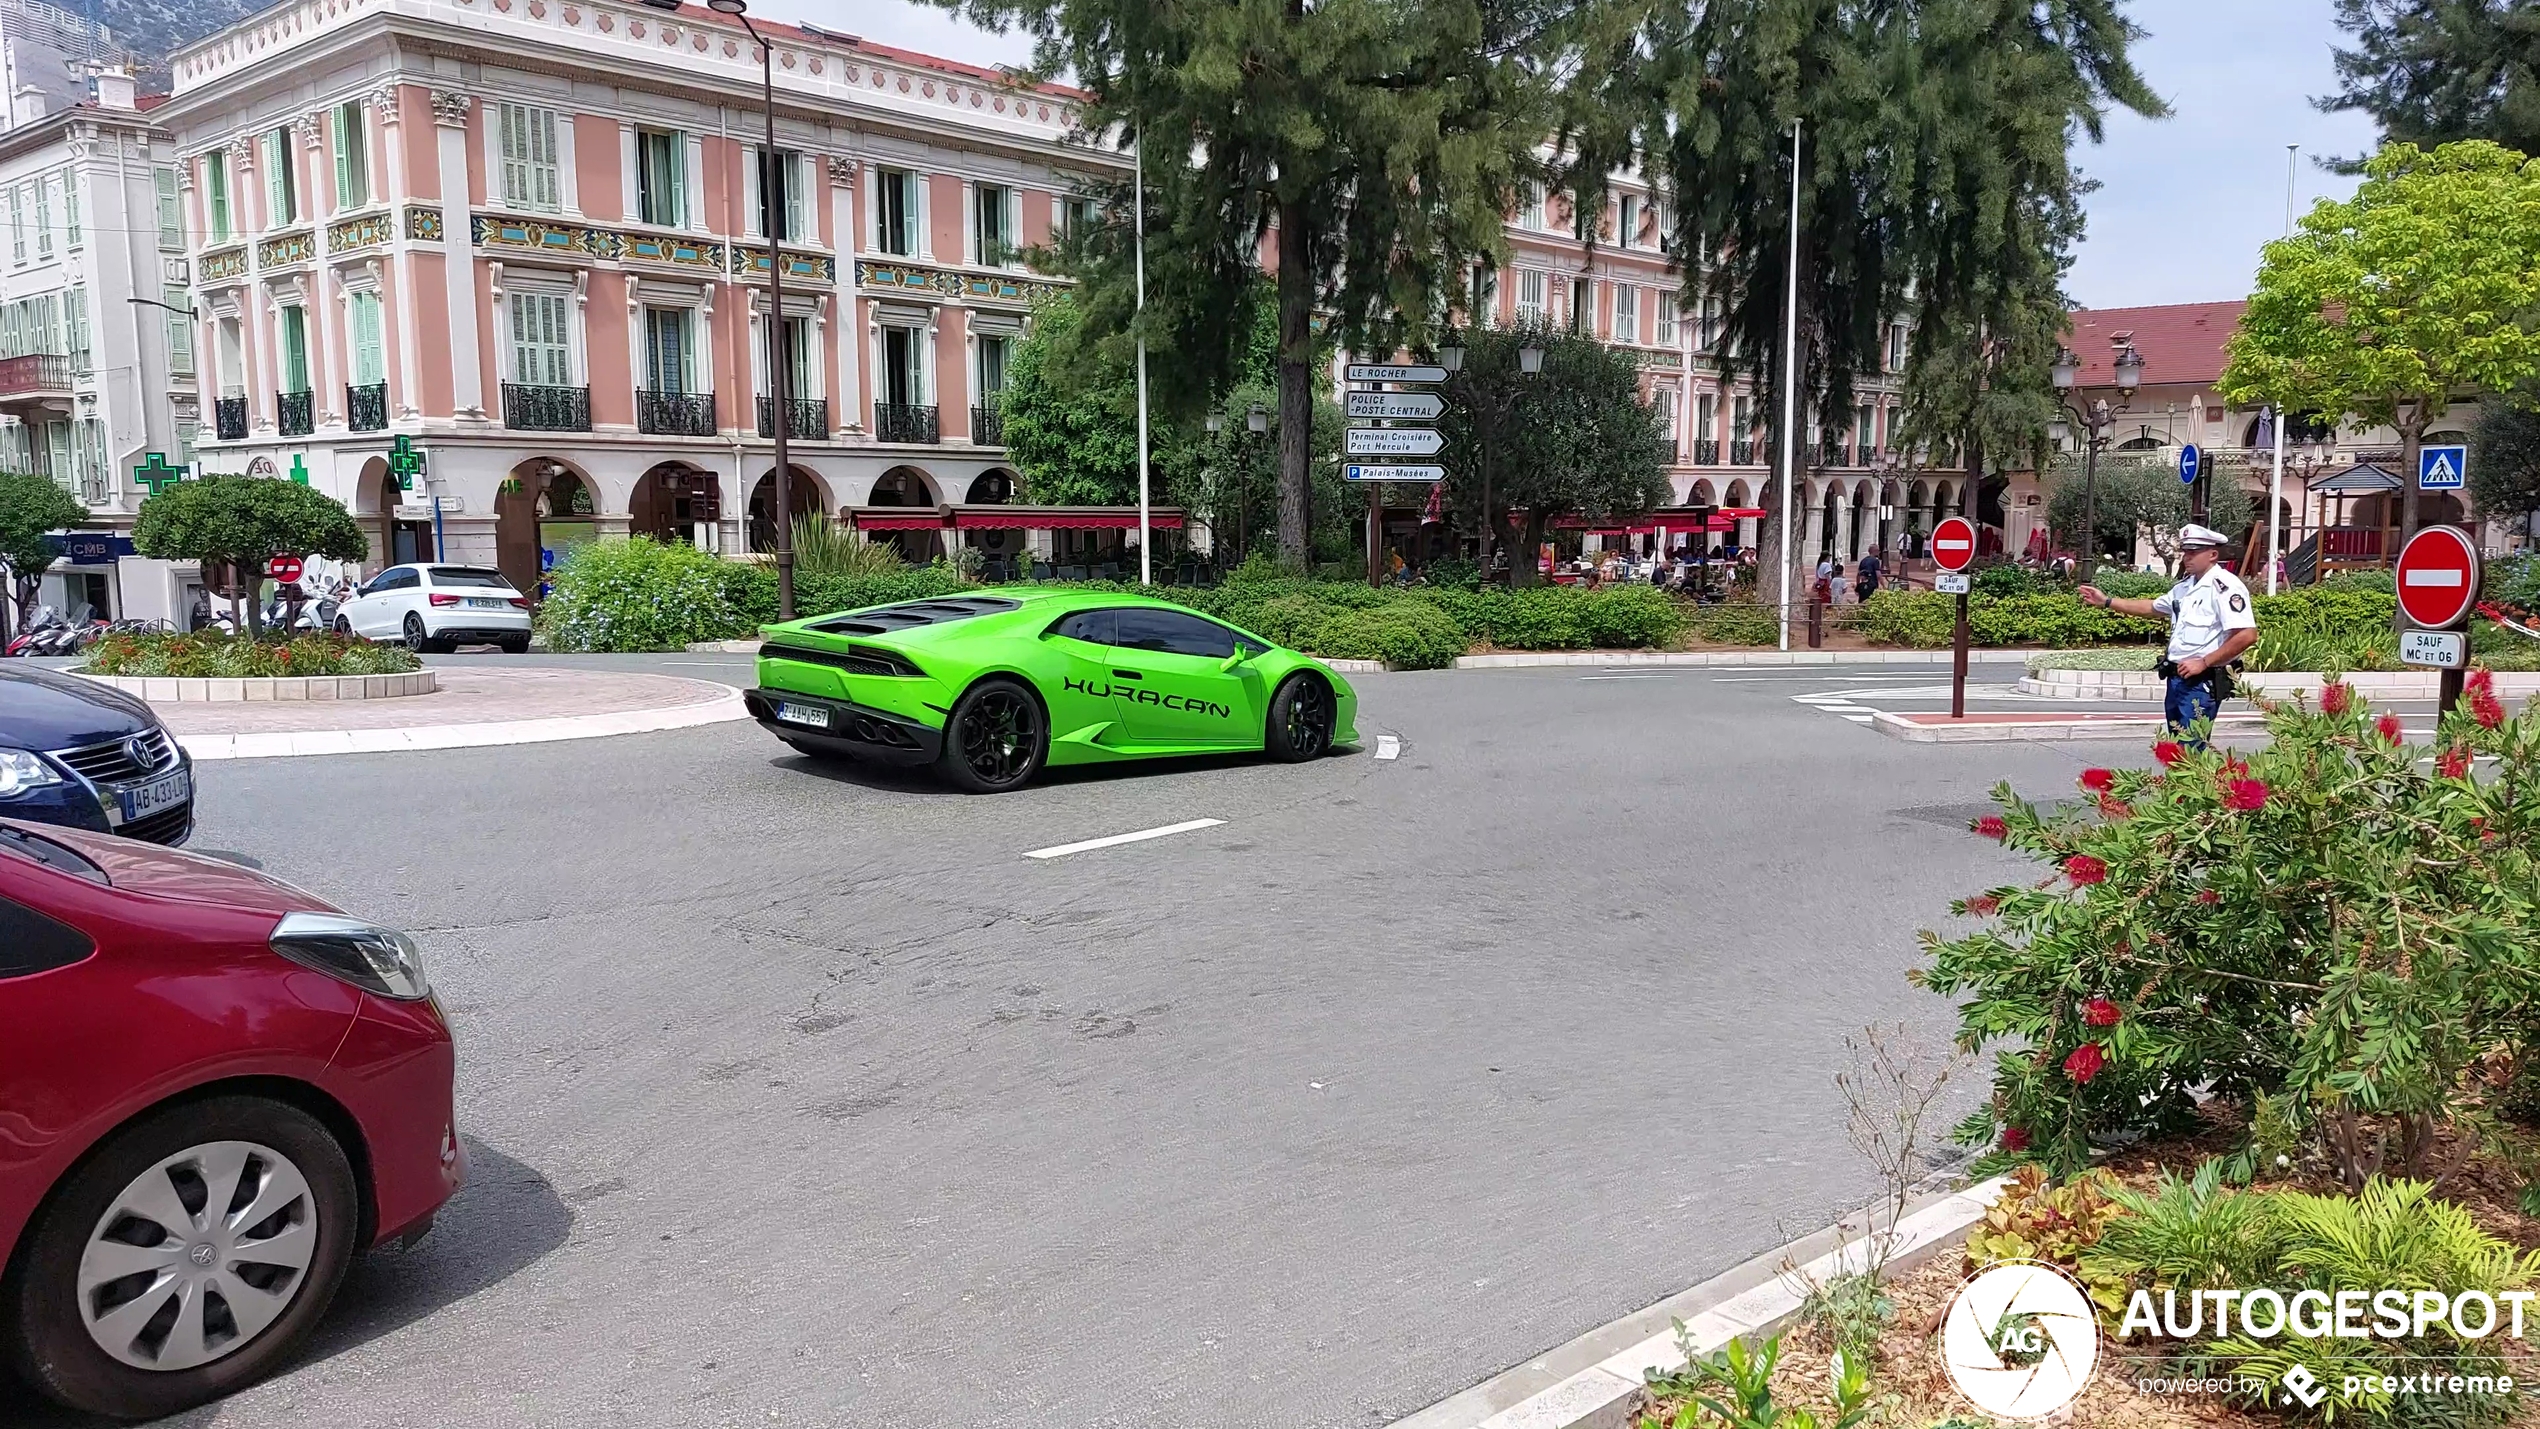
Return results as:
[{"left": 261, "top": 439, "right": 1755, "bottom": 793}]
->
[{"left": 2076, "top": 524, "right": 2259, "bottom": 744}]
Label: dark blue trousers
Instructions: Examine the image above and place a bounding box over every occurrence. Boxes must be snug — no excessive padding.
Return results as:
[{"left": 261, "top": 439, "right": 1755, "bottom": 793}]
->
[{"left": 2165, "top": 675, "right": 2219, "bottom": 747}]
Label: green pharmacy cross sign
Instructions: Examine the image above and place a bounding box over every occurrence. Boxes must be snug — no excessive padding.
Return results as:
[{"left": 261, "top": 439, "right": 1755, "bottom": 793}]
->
[
  {"left": 385, "top": 434, "right": 426, "bottom": 492},
  {"left": 133, "top": 452, "right": 188, "bottom": 495},
  {"left": 288, "top": 455, "right": 310, "bottom": 486}
]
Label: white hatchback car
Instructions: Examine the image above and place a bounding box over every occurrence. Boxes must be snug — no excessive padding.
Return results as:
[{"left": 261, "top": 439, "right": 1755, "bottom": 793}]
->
[{"left": 337, "top": 563, "right": 533, "bottom": 653}]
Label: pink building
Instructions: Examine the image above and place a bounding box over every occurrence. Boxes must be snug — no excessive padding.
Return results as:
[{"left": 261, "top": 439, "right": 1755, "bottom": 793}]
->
[
  {"left": 1457, "top": 176, "right": 1948, "bottom": 562},
  {"left": 154, "top": 0, "right": 1115, "bottom": 593}
]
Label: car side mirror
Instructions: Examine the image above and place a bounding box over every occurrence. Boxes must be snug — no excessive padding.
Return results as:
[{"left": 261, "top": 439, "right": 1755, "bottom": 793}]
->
[{"left": 1220, "top": 647, "right": 1259, "bottom": 673}]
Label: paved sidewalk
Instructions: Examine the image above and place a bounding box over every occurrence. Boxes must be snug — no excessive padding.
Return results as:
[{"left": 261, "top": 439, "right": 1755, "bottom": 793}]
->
[{"left": 148, "top": 667, "right": 747, "bottom": 758}]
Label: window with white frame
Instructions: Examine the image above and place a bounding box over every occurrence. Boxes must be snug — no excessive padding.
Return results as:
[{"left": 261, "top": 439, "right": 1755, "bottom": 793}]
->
[
  {"left": 880, "top": 324, "right": 927, "bottom": 406},
  {"left": 278, "top": 304, "right": 310, "bottom": 393},
  {"left": 155, "top": 168, "right": 181, "bottom": 248},
  {"left": 762, "top": 314, "right": 811, "bottom": 397},
  {"left": 975, "top": 333, "right": 1009, "bottom": 400},
  {"left": 8, "top": 186, "right": 23, "bottom": 265},
  {"left": 205, "top": 152, "right": 232, "bottom": 243},
  {"left": 1655, "top": 388, "right": 1676, "bottom": 440},
  {"left": 750, "top": 147, "right": 808, "bottom": 241},
  {"left": 1061, "top": 194, "right": 1097, "bottom": 239},
  {"left": 33, "top": 178, "right": 50, "bottom": 260},
  {"left": 499, "top": 103, "right": 561, "bottom": 211},
  {"left": 1569, "top": 277, "right": 1592, "bottom": 334},
  {"left": 643, "top": 307, "right": 693, "bottom": 394},
  {"left": 637, "top": 129, "right": 685, "bottom": 227},
  {"left": 1613, "top": 285, "right": 1639, "bottom": 344},
  {"left": 1656, "top": 292, "right": 1677, "bottom": 347},
  {"left": 332, "top": 100, "right": 370, "bottom": 208},
  {"left": 1, "top": 293, "right": 60, "bottom": 355},
  {"left": 64, "top": 287, "right": 86, "bottom": 374},
  {"left": 510, "top": 290, "right": 573, "bottom": 387},
  {"left": 1469, "top": 263, "right": 1497, "bottom": 326},
  {"left": 349, "top": 290, "right": 386, "bottom": 386},
  {"left": 1696, "top": 393, "right": 1715, "bottom": 442},
  {"left": 972, "top": 182, "right": 1017, "bottom": 266},
  {"left": 1886, "top": 322, "right": 1908, "bottom": 372},
  {"left": 1698, "top": 296, "right": 1719, "bottom": 352},
  {"left": 1521, "top": 180, "right": 1545, "bottom": 231},
  {"left": 1515, "top": 270, "right": 1545, "bottom": 324},
  {"left": 1618, "top": 194, "right": 1640, "bottom": 248},
  {"left": 61, "top": 171, "right": 78, "bottom": 248},
  {"left": 263, "top": 127, "right": 298, "bottom": 226},
  {"left": 873, "top": 167, "right": 917, "bottom": 256}
]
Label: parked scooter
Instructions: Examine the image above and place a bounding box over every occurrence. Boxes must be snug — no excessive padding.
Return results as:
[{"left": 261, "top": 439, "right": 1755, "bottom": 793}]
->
[{"left": 3, "top": 605, "right": 80, "bottom": 656}]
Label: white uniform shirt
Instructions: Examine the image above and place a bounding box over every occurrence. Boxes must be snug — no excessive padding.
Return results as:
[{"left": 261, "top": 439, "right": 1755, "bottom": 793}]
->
[{"left": 2152, "top": 564, "right": 2258, "bottom": 662}]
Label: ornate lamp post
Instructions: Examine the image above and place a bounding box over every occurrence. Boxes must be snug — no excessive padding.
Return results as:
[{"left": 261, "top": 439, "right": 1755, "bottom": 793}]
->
[{"left": 2050, "top": 340, "right": 2143, "bottom": 581}]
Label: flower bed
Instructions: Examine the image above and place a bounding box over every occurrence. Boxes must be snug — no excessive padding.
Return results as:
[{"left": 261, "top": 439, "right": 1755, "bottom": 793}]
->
[{"left": 83, "top": 630, "right": 421, "bottom": 678}]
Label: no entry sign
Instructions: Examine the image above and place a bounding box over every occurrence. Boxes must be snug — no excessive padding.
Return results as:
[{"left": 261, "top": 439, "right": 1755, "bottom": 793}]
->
[
  {"left": 267, "top": 555, "right": 304, "bottom": 583},
  {"left": 1932, "top": 516, "right": 1977, "bottom": 573},
  {"left": 2394, "top": 524, "right": 2480, "bottom": 631}
]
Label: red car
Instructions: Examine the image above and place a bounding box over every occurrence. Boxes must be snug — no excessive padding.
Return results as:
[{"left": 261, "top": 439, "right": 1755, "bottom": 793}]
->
[{"left": 0, "top": 818, "right": 463, "bottom": 1420}]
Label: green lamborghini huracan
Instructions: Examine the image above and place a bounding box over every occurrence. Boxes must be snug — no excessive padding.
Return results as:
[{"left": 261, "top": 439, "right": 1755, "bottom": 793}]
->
[{"left": 743, "top": 589, "right": 1360, "bottom": 791}]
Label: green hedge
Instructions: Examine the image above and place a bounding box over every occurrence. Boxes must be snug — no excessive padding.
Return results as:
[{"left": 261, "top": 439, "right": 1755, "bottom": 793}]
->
[
  {"left": 84, "top": 630, "right": 420, "bottom": 677},
  {"left": 1856, "top": 583, "right": 2409, "bottom": 652}
]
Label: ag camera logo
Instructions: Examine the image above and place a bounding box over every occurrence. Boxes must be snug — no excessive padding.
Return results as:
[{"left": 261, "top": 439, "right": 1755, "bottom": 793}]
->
[{"left": 1940, "top": 1262, "right": 2100, "bottom": 1419}]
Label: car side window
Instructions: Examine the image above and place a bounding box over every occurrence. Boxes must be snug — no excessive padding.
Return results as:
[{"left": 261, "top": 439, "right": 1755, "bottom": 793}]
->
[
  {"left": 1051, "top": 609, "right": 1117, "bottom": 646},
  {"left": 1115, "top": 609, "right": 1235, "bottom": 659},
  {"left": 366, "top": 569, "right": 413, "bottom": 595},
  {"left": 0, "top": 894, "right": 96, "bottom": 978}
]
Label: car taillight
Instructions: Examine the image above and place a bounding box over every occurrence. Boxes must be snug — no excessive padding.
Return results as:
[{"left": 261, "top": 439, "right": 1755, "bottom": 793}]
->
[
  {"left": 268, "top": 912, "right": 431, "bottom": 999},
  {"left": 428, "top": 593, "right": 459, "bottom": 607},
  {"left": 507, "top": 596, "right": 530, "bottom": 608}
]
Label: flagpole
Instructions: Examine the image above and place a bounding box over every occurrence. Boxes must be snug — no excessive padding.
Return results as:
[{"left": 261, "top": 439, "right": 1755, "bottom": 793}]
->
[
  {"left": 1134, "top": 120, "right": 1152, "bottom": 586},
  {"left": 1776, "top": 119, "right": 1801, "bottom": 651},
  {"left": 2268, "top": 144, "right": 2294, "bottom": 594}
]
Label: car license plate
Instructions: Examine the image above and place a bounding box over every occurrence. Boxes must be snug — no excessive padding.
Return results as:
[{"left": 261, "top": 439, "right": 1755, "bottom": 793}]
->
[
  {"left": 775, "top": 701, "right": 831, "bottom": 729},
  {"left": 120, "top": 768, "right": 190, "bottom": 822},
  {"left": 466, "top": 597, "right": 510, "bottom": 609}
]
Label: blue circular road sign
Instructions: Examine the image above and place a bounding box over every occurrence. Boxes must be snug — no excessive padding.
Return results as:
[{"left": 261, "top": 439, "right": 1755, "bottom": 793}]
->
[{"left": 2178, "top": 444, "right": 2202, "bottom": 486}]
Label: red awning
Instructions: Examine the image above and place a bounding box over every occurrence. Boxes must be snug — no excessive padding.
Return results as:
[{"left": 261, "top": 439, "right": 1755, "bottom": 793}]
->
[
  {"left": 954, "top": 510, "right": 1186, "bottom": 530},
  {"left": 850, "top": 513, "right": 943, "bottom": 531}
]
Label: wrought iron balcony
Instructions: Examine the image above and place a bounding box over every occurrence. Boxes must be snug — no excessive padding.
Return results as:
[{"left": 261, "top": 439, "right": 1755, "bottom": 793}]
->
[
  {"left": 971, "top": 402, "right": 1005, "bottom": 447},
  {"left": 215, "top": 395, "right": 247, "bottom": 441},
  {"left": 0, "top": 352, "right": 71, "bottom": 398},
  {"left": 1731, "top": 438, "right": 1757, "bottom": 465},
  {"left": 639, "top": 388, "right": 719, "bottom": 437},
  {"left": 1820, "top": 438, "right": 1851, "bottom": 466},
  {"left": 756, "top": 395, "right": 828, "bottom": 440},
  {"left": 277, "top": 389, "right": 314, "bottom": 437},
  {"left": 873, "top": 401, "right": 939, "bottom": 444},
  {"left": 346, "top": 381, "right": 387, "bottom": 433},
  {"left": 1694, "top": 439, "right": 1720, "bottom": 465},
  {"left": 503, "top": 382, "right": 592, "bottom": 433}
]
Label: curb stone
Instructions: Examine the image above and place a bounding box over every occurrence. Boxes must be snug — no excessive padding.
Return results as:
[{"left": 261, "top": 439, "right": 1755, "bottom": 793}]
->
[
  {"left": 1388, "top": 1177, "right": 2008, "bottom": 1429},
  {"left": 1453, "top": 649, "right": 2040, "bottom": 669},
  {"left": 1871, "top": 709, "right": 2270, "bottom": 744},
  {"left": 685, "top": 639, "right": 765, "bottom": 653},
  {"left": 175, "top": 685, "right": 749, "bottom": 760}
]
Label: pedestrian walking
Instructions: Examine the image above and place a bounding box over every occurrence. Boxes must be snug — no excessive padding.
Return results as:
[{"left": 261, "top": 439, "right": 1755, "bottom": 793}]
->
[
  {"left": 1857, "top": 548, "right": 1883, "bottom": 600},
  {"left": 2077, "top": 524, "right": 2259, "bottom": 746},
  {"left": 1828, "top": 561, "right": 1850, "bottom": 604}
]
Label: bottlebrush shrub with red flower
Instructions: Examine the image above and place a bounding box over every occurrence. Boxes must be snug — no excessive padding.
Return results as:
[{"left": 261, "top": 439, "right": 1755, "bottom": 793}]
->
[{"left": 1916, "top": 673, "right": 2540, "bottom": 1188}]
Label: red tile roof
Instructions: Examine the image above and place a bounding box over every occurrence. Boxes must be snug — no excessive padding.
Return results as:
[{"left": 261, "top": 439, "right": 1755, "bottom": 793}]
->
[{"left": 2063, "top": 300, "right": 2247, "bottom": 388}]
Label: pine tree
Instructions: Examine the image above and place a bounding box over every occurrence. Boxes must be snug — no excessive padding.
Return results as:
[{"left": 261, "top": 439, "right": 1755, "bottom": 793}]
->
[
  {"left": 935, "top": 0, "right": 1558, "bottom": 569},
  {"left": 2321, "top": 0, "right": 2540, "bottom": 168}
]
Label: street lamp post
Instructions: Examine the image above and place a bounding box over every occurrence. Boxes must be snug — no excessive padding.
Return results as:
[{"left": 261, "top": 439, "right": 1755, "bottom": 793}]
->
[
  {"left": 1245, "top": 403, "right": 1268, "bottom": 566},
  {"left": 2050, "top": 341, "right": 2143, "bottom": 582},
  {"left": 658, "top": 0, "right": 794, "bottom": 618},
  {"left": 1441, "top": 334, "right": 1539, "bottom": 583}
]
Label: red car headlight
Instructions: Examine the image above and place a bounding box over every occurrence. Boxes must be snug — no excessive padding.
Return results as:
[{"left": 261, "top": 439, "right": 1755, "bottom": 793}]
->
[{"left": 269, "top": 911, "right": 431, "bottom": 999}]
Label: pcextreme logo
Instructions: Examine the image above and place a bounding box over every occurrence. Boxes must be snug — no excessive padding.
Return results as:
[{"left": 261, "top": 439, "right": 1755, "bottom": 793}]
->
[
  {"left": 1939, "top": 1261, "right": 2100, "bottom": 1419},
  {"left": 1061, "top": 677, "right": 1233, "bottom": 719}
]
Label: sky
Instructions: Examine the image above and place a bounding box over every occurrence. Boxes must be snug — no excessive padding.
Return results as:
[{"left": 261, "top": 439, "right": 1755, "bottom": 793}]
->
[{"left": 756, "top": 0, "right": 2383, "bottom": 313}]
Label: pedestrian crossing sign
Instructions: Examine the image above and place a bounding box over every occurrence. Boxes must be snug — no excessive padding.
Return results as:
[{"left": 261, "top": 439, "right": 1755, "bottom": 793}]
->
[{"left": 2420, "top": 444, "right": 2467, "bottom": 491}]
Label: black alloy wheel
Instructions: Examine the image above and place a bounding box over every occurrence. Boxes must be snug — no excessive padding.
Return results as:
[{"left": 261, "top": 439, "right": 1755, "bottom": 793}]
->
[
  {"left": 938, "top": 680, "right": 1046, "bottom": 792},
  {"left": 1266, "top": 673, "right": 1335, "bottom": 761}
]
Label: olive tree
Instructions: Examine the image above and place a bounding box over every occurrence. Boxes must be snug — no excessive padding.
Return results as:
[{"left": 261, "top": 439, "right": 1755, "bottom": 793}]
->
[
  {"left": 0, "top": 470, "right": 82, "bottom": 640},
  {"left": 133, "top": 476, "right": 367, "bottom": 635}
]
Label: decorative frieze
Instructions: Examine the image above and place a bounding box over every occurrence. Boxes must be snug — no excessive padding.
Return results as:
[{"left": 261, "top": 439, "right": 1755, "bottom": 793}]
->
[
  {"left": 856, "top": 259, "right": 1061, "bottom": 305},
  {"left": 622, "top": 231, "right": 724, "bottom": 271},
  {"left": 199, "top": 246, "right": 250, "bottom": 283},
  {"left": 733, "top": 245, "right": 835, "bottom": 284},
  {"left": 256, "top": 230, "right": 315, "bottom": 268},
  {"left": 404, "top": 205, "right": 444, "bottom": 241},
  {"left": 327, "top": 210, "right": 394, "bottom": 251},
  {"left": 430, "top": 90, "right": 472, "bottom": 127},
  {"left": 472, "top": 214, "right": 621, "bottom": 258}
]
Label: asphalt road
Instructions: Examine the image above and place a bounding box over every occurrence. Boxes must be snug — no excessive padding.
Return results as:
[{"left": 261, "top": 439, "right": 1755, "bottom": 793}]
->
[{"left": 27, "top": 659, "right": 2154, "bottom": 1429}]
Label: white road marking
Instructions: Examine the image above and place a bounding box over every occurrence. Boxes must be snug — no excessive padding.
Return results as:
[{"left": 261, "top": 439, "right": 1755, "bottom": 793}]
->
[
  {"left": 1580, "top": 674, "right": 1680, "bottom": 681},
  {"left": 1843, "top": 714, "right": 1876, "bottom": 723},
  {"left": 1374, "top": 735, "right": 1402, "bottom": 760},
  {"left": 1023, "top": 818, "right": 1226, "bottom": 860}
]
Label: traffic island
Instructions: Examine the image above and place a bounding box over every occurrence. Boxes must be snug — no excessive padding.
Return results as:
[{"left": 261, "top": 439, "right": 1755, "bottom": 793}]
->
[
  {"left": 1869, "top": 708, "right": 2270, "bottom": 743},
  {"left": 146, "top": 667, "right": 746, "bottom": 759},
  {"left": 77, "top": 671, "right": 437, "bottom": 702}
]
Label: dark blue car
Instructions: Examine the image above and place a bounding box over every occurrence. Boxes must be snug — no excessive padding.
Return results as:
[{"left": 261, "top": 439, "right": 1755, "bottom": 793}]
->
[{"left": 0, "top": 664, "right": 193, "bottom": 844}]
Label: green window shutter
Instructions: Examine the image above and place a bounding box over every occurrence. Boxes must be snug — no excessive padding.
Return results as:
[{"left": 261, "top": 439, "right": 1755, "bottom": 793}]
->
[
  {"left": 206, "top": 154, "right": 229, "bottom": 241},
  {"left": 352, "top": 293, "right": 384, "bottom": 385}
]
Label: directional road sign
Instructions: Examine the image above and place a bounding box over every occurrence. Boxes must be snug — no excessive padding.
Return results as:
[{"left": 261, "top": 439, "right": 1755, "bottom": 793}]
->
[
  {"left": 2394, "top": 524, "right": 2481, "bottom": 630},
  {"left": 1343, "top": 463, "right": 1447, "bottom": 483},
  {"left": 2177, "top": 444, "right": 2202, "bottom": 487},
  {"left": 1344, "top": 426, "right": 1445, "bottom": 457},
  {"left": 1344, "top": 363, "right": 1447, "bottom": 385},
  {"left": 2419, "top": 444, "right": 2468, "bottom": 491},
  {"left": 1345, "top": 391, "right": 1446, "bottom": 421},
  {"left": 1931, "top": 515, "right": 1978, "bottom": 573}
]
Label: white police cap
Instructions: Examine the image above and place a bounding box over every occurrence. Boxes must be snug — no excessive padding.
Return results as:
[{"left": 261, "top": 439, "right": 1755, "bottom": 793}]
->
[{"left": 2178, "top": 523, "right": 2231, "bottom": 549}]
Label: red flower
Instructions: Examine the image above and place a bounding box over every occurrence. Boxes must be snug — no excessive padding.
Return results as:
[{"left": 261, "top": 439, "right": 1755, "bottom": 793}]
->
[
  {"left": 2196, "top": 888, "right": 2221, "bottom": 905},
  {"left": 2472, "top": 690, "right": 2506, "bottom": 729},
  {"left": 2065, "top": 855, "right": 2107, "bottom": 887},
  {"left": 2064, "top": 1043, "right": 2107, "bottom": 1084},
  {"left": 2377, "top": 714, "right": 2405, "bottom": 746},
  {"left": 2079, "top": 768, "right": 2115, "bottom": 794},
  {"left": 2468, "top": 667, "right": 2495, "bottom": 694},
  {"left": 2224, "top": 778, "right": 2270, "bottom": 812},
  {"left": 1973, "top": 814, "right": 2008, "bottom": 841},
  {"left": 2439, "top": 745, "right": 2473, "bottom": 779},
  {"left": 2001, "top": 1126, "right": 2031, "bottom": 1152},
  {"left": 2153, "top": 740, "right": 2186, "bottom": 768},
  {"left": 2095, "top": 794, "right": 2134, "bottom": 821},
  {"left": 2321, "top": 681, "right": 2353, "bottom": 715},
  {"left": 2083, "top": 997, "right": 2122, "bottom": 1027},
  {"left": 1964, "top": 894, "right": 2001, "bottom": 917}
]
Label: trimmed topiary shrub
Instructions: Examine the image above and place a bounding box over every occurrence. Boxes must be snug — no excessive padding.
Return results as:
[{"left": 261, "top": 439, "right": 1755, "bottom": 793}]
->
[
  {"left": 536, "top": 537, "right": 749, "bottom": 652},
  {"left": 1305, "top": 601, "right": 1466, "bottom": 668},
  {"left": 84, "top": 630, "right": 419, "bottom": 677},
  {"left": 1574, "top": 583, "right": 1683, "bottom": 648}
]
